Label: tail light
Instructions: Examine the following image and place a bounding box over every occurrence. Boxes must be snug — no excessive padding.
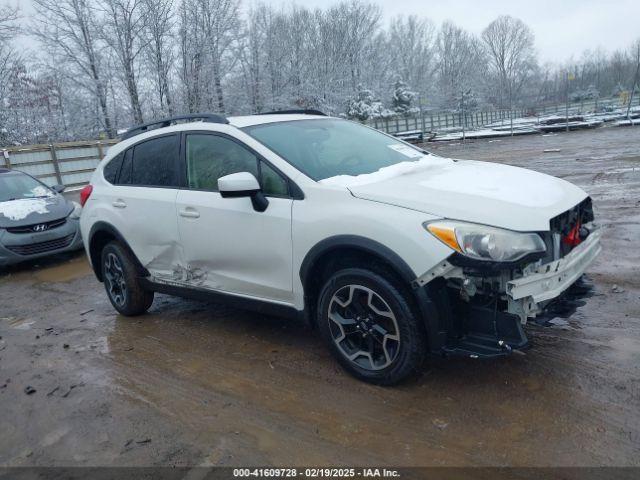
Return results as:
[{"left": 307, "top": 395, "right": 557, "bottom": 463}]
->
[{"left": 80, "top": 184, "right": 93, "bottom": 207}]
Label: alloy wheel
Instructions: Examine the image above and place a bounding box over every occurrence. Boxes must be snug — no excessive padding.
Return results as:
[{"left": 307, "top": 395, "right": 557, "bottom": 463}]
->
[
  {"left": 327, "top": 284, "right": 400, "bottom": 371},
  {"left": 104, "top": 252, "right": 127, "bottom": 307}
]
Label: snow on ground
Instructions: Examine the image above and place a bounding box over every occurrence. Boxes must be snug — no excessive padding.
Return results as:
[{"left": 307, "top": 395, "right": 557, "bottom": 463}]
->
[
  {"left": 429, "top": 108, "right": 640, "bottom": 142},
  {"left": 431, "top": 128, "right": 540, "bottom": 142},
  {"left": 616, "top": 119, "right": 640, "bottom": 126}
]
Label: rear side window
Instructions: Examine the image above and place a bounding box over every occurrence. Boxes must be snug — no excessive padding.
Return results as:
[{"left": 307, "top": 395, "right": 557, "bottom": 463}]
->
[
  {"left": 131, "top": 135, "right": 179, "bottom": 187},
  {"left": 103, "top": 153, "right": 123, "bottom": 184}
]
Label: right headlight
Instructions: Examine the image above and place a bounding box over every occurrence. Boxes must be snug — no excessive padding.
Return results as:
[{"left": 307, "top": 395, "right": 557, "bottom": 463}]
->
[{"left": 424, "top": 220, "right": 546, "bottom": 262}]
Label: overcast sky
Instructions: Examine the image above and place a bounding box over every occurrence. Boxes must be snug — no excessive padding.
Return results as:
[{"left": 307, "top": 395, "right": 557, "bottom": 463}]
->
[{"left": 7, "top": 0, "right": 640, "bottom": 63}]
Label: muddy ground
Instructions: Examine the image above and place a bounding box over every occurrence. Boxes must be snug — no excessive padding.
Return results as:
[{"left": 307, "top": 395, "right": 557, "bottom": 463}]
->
[{"left": 0, "top": 126, "right": 639, "bottom": 468}]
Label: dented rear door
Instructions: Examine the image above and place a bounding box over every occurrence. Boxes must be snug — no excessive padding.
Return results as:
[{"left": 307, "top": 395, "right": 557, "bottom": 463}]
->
[{"left": 107, "top": 134, "right": 182, "bottom": 280}]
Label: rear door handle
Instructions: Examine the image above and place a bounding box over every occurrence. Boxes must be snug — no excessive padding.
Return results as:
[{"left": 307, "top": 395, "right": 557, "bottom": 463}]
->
[
  {"left": 112, "top": 200, "right": 127, "bottom": 209},
  {"left": 179, "top": 208, "right": 200, "bottom": 219}
]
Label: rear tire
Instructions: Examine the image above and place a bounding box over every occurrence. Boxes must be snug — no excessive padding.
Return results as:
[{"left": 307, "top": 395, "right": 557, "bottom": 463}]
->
[
  {"left": 317, "top": 268, "right": 426, "bottom": 385},
  {"left": 101, "top": 241, "right": 154, "bottom": 316}
]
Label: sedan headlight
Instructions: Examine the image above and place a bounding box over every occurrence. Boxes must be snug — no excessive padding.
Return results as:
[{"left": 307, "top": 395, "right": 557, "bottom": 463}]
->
[{"left": 424, "top": 220, "right": 546, "bottom": 262}]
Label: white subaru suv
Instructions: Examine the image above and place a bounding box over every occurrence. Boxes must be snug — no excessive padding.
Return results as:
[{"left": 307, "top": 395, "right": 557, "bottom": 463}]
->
[{"left": 80, "top": 111, "right": 601, "bottom": 384}]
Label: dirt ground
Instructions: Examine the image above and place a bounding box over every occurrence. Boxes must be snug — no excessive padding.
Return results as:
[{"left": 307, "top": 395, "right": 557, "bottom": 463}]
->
[{"left": 0, "top": 126, "right": 639, "bottom": 468}]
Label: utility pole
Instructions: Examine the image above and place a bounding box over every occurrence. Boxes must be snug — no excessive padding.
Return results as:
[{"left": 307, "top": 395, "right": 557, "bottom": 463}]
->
[
  {"left": 566, "top": 71, "right": 575, "bottom": 132},
  {"left": 461, "top": 90, "right": 466, "bottom": 143},
  {"left": 509, "top": 82, "right": 514, "bottom": 136},
  {"left": 461, "top": 89, "right": 471, "bottom": 143},
  {"left": 565, "top": 72, "right": 570, "bottom": 132},
  {"left": 418, "top": 94, "right": 426, "bottom": 138},
  {"left": 626, "top": 61, "right": 640, "bottom": 123}
]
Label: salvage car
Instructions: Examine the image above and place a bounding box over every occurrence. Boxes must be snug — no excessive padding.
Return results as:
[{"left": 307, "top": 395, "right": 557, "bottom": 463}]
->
[
  {"left": 0, "top": 169, "right": 83, "bottom": 266},
  {"left": 79, "top": 111, "right": 601, "bottom": 384}
]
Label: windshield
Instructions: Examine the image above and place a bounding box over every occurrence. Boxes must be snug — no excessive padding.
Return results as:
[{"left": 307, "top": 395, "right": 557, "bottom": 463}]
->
[
  {"left": 243, "top": 119, "right": 428, "bottom": 181},
  {"left": 0, "top": 173, "right": 54, "bottom": 202}
]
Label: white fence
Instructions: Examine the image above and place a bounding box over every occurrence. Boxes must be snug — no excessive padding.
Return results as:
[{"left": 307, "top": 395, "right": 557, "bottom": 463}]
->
[
  {"left": 364, "top": 96, "right": 640, "bottom": 134},
  {"left": 1, "top": 140, "right": 118, "bottom": 188}
]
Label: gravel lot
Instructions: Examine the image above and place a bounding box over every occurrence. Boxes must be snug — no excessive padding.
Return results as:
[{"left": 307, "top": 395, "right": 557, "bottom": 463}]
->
[{"left": 1, "top": 126, "right": 639, "bottom": 467}]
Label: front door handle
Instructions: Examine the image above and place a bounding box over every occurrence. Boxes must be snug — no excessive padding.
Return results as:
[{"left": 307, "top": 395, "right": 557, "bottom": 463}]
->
[
  {"left": 112, "top": 200, "right": 127, "bottom": 208},
  {"left": 179, "top": 208, "right": 200, "bottom": 219}
]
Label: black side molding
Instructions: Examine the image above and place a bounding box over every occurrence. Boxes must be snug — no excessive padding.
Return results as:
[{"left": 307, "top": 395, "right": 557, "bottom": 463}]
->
[{"left": 140, "top": 278, "right": 304, "bottom": 322}]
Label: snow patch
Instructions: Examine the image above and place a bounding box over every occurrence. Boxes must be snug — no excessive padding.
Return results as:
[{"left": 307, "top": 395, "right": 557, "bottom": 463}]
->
[
  {"left": 319, "top": 155, "right": 453, "bottom": 187},
  {"left": 30, "top": 186, "right": 55, "bottom": 198},
  {"left": 0, "top": 198, "right": 51, "bottom": 221},
  {"left": 415, "top": 161, "right": 566, "bottom": 208}
]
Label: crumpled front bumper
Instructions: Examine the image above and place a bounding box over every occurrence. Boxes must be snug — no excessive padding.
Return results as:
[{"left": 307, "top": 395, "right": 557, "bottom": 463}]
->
[{"left": 507, "top": 228, "right": 602, "bottom": 305}]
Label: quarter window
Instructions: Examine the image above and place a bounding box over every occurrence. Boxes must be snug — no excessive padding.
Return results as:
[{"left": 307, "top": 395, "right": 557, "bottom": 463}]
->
[
  {"left": 117, "top": 149, "right": 133, "bottom": 185},
  {"left": 103, "top": 153, "right": 123, "bottom": 184},
  {"left": 260, "top": 161, "right": 288, "bottom": 197}
]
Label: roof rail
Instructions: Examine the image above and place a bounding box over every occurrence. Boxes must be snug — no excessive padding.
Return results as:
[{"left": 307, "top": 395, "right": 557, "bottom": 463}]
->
[
  {"left": 121, "top": 113, "right": 229, "bottom": 140},
  {"left": 257, "top": 109, "right": 327, "bottom": 116}
]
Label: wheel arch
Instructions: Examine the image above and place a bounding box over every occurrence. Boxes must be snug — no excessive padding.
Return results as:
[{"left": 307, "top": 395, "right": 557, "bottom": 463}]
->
[
  {"left": 299, "top": 235, "right": 442, "bottom": 350},
  {"left": 88, "top": 222, "right": 149, "bottom": 282}
]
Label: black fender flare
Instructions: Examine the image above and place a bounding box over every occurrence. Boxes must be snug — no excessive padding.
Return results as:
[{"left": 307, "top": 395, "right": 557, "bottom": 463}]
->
[
  {"left": 300, "top": 235, "right": 417, "bottom": 287},
  {"left": 88, "top": 221, "right": 149, "bottom": 281},
  {"left": 299, "top": 235, "right": 444, "bottom": 352}
]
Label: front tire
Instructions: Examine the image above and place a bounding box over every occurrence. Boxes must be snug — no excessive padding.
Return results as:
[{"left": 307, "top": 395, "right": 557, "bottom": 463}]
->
[
  {"left": 317, "top": 268, "right": 426, "bottom": 385},
  {"left": 101, "top": 241, "right": 154, "bottom": 316}
]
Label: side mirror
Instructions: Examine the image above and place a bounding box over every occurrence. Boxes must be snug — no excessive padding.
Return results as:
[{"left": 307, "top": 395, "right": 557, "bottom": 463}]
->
[
  {"left": 218, "top": 172, "right": 269, "bottom": 212},
  {"left": 52, "top": 184, "right": 66, "bottom": 194}
]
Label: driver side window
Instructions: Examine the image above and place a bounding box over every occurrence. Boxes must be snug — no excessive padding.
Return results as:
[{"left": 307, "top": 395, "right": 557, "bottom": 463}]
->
[
  {"left": 185, "top": 133, "right": 290, "bottom": 197},
  {"left": 186, "top": 134, "right": 258, "bottom": 191}
]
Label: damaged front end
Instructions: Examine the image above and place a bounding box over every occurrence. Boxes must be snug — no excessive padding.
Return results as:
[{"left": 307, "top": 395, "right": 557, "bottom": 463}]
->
[{"left": 416, "top": 198, "right": 601, "bottom": 358}]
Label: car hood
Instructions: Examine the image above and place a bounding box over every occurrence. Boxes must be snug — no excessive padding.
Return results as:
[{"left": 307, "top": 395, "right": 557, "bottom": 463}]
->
[
  {"left": 0, "top": 195, "right": 73, "bottom": 228},
  {"left": 327, "top": 156, "right": 588, "bottom": 231}
]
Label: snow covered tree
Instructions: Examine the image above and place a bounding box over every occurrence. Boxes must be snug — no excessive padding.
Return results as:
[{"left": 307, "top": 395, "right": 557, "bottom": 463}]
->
[
  {"left": 435, "top": 21, "right": 483, "bottom": 109},
  {"left": 141, "top": 0, "right": 176, "bottom": 116},
  {"left": 386, "top": 15, "right": 435, "bottom": 101},
  {"left": 178, "top": 0, "right": 241, "bottom": 113},
  {"left": 5, "top": 2, "right": 640, "bottom": 146},
  {"left": 570, "top": 85, "right": 599, "bottom": 102},
  {"left": 346, "top": 85, "right": 376, "bottom": 121},
  {"left": 346, "top": 84, "right": 391, "bottom": 121},
  {"left": 482, "top": 16, "right": 536, "bottom": 110},
  {"left": 31, "top": 0, "right": 115, "bottom": 137},
  {"left": 99, "top": 0, "right": 147, "bottom": 124},
  {"left": 391, "top": 78, "right": 418, "bottom": 116},
  {"left": 0, "top": 3, "right": 20, "bottom": 145}
]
